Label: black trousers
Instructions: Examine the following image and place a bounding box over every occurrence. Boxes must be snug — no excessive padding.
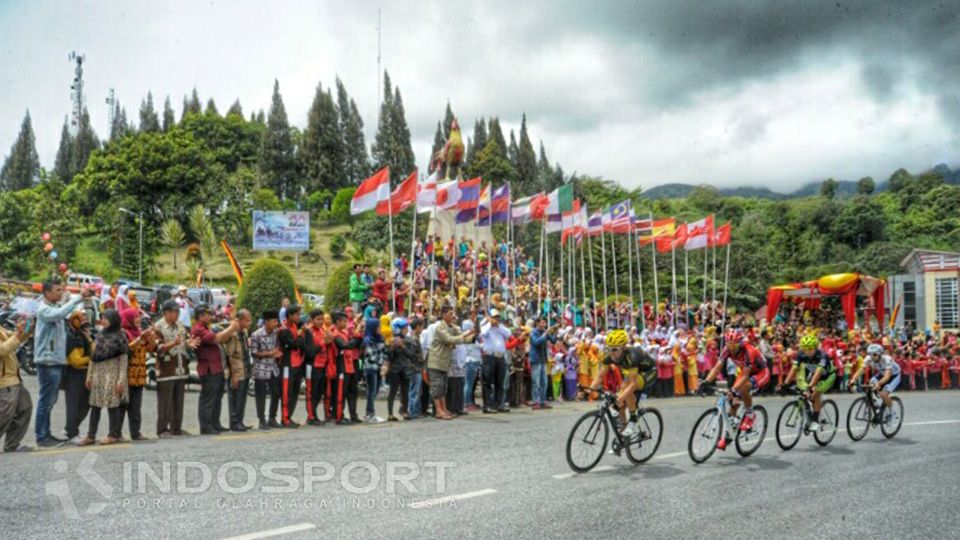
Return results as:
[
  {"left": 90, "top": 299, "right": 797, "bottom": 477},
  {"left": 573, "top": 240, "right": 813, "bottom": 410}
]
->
[
  {"left": 255, "top": 377, "right": 281, "bottom": 422},
  {"left": 387, "top": 371, "right": 409, "bottom": 416},
  {"left": 282, "top": 365, "right": 303, "bottom": 424},
  {"left": 157, "top": 379, "right": 185, "bottom": 435},
  {"left": 87, "top": 406, "right": 123, "bottom": 439},
  {"left": 327, "top": 372, "right": 358, "bottom": 422},
  {"left": 482, "top": 354, "right": 506, "bottom": 410},
  {"left": 198, "top": 373, "right": 225, "bottom": 432},
  {"left": 124, "top": 386, "right": 144, "bottom": 437},
  {"left": 63, "top": 367, "right": 90, "bottom": 439},
  {"left": 306, "top": 365, "right": 325, "bottom": 421},
  {"left": 227, "top": 378, "right": 249, "bottom": 428},
  {"left": 447, "top": 376, "right": 465, "bottom": 414}
]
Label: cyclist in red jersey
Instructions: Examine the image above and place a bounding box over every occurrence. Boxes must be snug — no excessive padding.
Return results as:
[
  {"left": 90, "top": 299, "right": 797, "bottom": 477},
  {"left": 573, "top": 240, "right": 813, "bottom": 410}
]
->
[{"left": 701, "top": 329, "right": 770, "bottom": 433}]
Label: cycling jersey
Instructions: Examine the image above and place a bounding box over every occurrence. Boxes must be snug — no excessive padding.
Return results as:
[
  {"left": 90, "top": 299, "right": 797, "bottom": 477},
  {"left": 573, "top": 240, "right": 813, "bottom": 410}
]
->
[
  {"left": 603, "top": 346, "right": 655, "bottom": 373},
  {"left": 864, "top": 354, "right": 901, "bottom": 377},
  {"left": 794, "top": 348, "right": 836, "bottom": 377},
  {"left": 721, "top": 343, "right": 767, "bottom": 373}
]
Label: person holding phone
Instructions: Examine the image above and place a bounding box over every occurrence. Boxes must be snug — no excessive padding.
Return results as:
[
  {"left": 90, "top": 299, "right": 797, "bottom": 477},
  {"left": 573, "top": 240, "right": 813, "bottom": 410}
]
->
[{"left": 34, "top": 279, "right": 84, "bottom": 447}]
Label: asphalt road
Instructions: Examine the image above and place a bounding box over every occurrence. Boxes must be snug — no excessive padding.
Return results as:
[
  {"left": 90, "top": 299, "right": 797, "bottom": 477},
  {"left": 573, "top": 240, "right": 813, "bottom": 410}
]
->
[{"left": 3, "top": 378, "right": 959, "bottom": 540}]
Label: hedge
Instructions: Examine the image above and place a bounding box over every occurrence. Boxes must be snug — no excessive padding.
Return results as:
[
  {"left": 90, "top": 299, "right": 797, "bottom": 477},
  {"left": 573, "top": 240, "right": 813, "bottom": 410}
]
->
[{"left": 237, "top": 258, "right": 297, "bottom": 318}]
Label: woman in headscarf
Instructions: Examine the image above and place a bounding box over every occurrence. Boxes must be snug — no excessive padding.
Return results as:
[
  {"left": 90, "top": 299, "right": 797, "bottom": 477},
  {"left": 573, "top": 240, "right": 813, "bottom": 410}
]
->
[
  {"left": 64, "top": 310, "right": 93, "bottom": 443},
  {"left": 81, "top": 310, "right": 129, "bottom": 445},
  {"left": 121, "top": 308, "right": 155, "bottom": 441},
  {"left": 362, "top": 316, "right": 387, "bottom": 423}
]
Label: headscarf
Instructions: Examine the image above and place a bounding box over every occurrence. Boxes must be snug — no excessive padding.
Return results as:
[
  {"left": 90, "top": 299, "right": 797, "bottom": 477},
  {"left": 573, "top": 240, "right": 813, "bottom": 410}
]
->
[
  {"left": 364, "top": 317, "right": 383, "bottom": 346},
  {"left": 121, "top": 308, "right": 141, "bottom": 341},
  {"left": 93, "top": 309, "right": 129, "bottom": 363},
  {"left": 66, "top": 310, "right": 92, "bottom": 357}
]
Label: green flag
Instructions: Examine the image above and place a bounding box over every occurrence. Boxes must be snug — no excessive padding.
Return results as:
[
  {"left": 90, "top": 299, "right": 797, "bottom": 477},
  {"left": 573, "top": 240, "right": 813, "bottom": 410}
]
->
[{"left": 546, "top": 184, "right": 573, "bottom": 214}]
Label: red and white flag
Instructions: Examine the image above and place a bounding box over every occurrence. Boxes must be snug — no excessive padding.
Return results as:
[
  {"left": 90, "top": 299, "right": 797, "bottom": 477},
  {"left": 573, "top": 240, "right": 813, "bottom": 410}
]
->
[
  {"left": 684, "top": 214, "right": 714, "bottom": 250},
  {"left": 351, "top": 167, "right": 391, "bottom": 215},
  {"left": 376, "top": 170, "right": 418, "bottom": 216},
  {"left": 712, "top": 222, "right": 732, "bottom": 247},
  {"left": 417, "top": 171, "right": 438, "bottom": 213}
]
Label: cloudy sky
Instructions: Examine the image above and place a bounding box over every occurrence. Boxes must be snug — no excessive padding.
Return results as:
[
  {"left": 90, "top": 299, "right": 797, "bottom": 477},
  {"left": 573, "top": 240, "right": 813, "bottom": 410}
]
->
[{"left": 1, "top": 0, "right": 958, "bottom": 192}]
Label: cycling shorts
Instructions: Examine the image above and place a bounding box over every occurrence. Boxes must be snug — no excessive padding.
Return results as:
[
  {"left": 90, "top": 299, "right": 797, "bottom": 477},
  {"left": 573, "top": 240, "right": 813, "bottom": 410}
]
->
[
  {"left": 870, "top": 373, "right": 900, "bottom": 394},
  {"left": 798, "top": 364, "right": 836, "bottom": 394},
  {"left": 732, "top": 367, "right": 769, "bottom": 396}
]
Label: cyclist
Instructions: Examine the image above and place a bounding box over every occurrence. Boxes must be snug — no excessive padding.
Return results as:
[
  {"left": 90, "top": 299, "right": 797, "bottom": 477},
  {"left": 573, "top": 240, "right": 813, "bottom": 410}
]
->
[
  {"left": 848, "top": 343, "right": 900, "bottom": 421},
  {"left": 586, "top": 329, "right": 655, "bottom": 439},
  {"left": 777, "top": 334, "right": 836, "bottom": 432},
  {"left": 701, "top": 329, "right": 769, "bottom": 438}
]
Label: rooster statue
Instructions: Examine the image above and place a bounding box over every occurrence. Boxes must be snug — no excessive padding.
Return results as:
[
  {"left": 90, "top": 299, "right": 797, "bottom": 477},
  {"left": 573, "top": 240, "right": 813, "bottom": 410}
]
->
[{"left": 432, "top": 118, "right": 465, "bottom": 181}]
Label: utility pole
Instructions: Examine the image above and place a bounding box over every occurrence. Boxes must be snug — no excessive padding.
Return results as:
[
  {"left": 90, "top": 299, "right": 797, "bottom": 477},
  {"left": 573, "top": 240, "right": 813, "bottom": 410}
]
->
[
  {"left": 376, "top": 8, "right": 382, "bottom": 108},
  {"left": 105, "top": 88, "right": 117, "bottom": 132},
  {"left": 68, "top": 51, "right": 85, "bottom": 134}
]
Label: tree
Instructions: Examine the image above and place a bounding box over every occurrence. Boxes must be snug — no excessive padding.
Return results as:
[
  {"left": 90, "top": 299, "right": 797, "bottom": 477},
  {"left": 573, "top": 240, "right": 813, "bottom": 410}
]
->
[
  {"left": 487, "top": 117, "right": 507, "bottom": 161},
  {"left": 162, "top": 96, "right": 176, "bottom": 132},
  {"left": 330, "top": 187, "right": 355, "bottom": 224},
  {"left": 188, "top": 204, "right": 217, "bottom": 268},
  {"left": 139, "top": 92, "right": 161, "bottom": 133},
  {"left": 371, "top": 72, "right": 416, "bottom": 183},
  {"left": 109, "top": 103, "right": 131, "bottom": 142},
  {"left": 252, "top": 187, "right": 282, "bottom": 211},
  {"left": 182, "top": 88, "right": 202, "bottom": 121},
  {"left": 428, "top": 121, "right": 444, "bottom": 174},
  {"left": 160, "top": 218, "right": 185, "bottom": 270},
  {"left": 325, "top": 261, "right": 356, "bottom": 312},
  {"left": 53, "top": 117, "right": 74, "bottom": 182},
  {"left": 179, "top": 109, "right": 263, "bottom": 173},
  {"left": 204, "top": 98, "right": 219, "bottom": 117},
  {"left": 300, "top": 82, "right": 344, "bottom": 193},
  {"left": 0, "top": 111, "right": 40, "bottom": 191},
  {"left": 465, "top": 117, "right": 487, "bottom": 171},
  {"left": 329, "top": 234, "right": 346, "bottom": 258},
  {"left": 259, "top": 80, "right": 298, "bottom": 201},
  {"left": 819, "top": 178, "right": 838, "bottom": 199},
  {"left": 71, "top": 107, "right": 100, "bottom": 177},
  {"left": 442, "top": 101, "right": 455, "bottom": 140},
  {"left": 335, "top": 78, "right": 369, "bottom": 184},
  {"left": 237, "top": 258, "right": 297, "bottom": 318},
  {"left": 856, "top": 176, "right": 875, "bottom": 195},
  {"left": 226, "top": 99, "right": 244, "bottom": 118},
  {"left": 469, "top": 139, "right": 515, "bottom": 188},
  {"left": 832, "top": 196, "right": 886, "bottom": 248},
  {"left": 516, "top": 114, "right": 539, "bottom": 193}
]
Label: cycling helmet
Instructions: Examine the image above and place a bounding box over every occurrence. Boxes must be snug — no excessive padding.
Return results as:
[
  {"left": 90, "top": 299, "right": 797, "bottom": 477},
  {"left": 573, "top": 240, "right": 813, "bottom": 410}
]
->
[
  {"left": 799, "top": 334, "right": 819, "bottom": 350},
  {"left": 605, "top": 329, "right": 628, "bottom": 348},
  {"left": 726, "top": 329, "right": 745, "bottom": 344},
  {"left": 391, "top": 317, "right": 409, "bottom": 335},
  {"left": 867, "top": 343, "right": 883, "bottom": 356}
]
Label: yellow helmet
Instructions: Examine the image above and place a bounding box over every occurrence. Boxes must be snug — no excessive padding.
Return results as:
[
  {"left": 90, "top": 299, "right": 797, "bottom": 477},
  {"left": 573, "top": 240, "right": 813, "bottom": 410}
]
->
[
  {"left": 605, "top": 329, "right": 628, "bottom": 348},
  {"left": 799, "top": 334, "right": 819, "bottom": 350}
]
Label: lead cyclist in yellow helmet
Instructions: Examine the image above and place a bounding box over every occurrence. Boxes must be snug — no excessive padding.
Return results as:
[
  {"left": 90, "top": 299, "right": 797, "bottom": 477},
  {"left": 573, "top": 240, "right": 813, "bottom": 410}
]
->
[
  {"left": 586, "top": 329, "right": 656, "bottom": 438},
  {"left": 777, "top": 334, "right": 836, "bottom": 432}
]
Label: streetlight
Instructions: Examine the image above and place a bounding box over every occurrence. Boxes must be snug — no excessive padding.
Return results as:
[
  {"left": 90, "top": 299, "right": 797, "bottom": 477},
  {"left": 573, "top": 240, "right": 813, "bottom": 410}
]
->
[{"left": 119, "top": 207, "right": 143, "bottom": 284}]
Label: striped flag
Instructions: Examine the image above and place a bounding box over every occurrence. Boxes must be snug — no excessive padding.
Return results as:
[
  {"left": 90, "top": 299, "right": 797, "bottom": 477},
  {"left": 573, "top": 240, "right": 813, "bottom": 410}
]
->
[
  {"left": 511, "top": 192, "right": 546, "bottom": 223},
  {"left": 479, "top": 184, "right": 510, "bottom": 225},
  {"left": 350, "top": 167, "right": 391, "bottom": 215},
  {"left": 561, "top": 200, "right": 581, "bottom": 243},
  {"left": 640, "top": 218, "right": 677, "bottom": 246},
  {"left": 221, "top": 239, "right": 243, "bottom": 287},
  {"left": 605, "top": 200, "right": 632, "bottom": 233},
  {"left": 546, "top": 184, "right": 574, "bottom": 215},
  {"left": 455, "top": 179, "right": 484, "bottom": 223},
  {"left": 684, "top": 215, "right": 715, "bottom": 250},
  {"left": 587, "top": 211, "right": 604, "bottom": 236}
]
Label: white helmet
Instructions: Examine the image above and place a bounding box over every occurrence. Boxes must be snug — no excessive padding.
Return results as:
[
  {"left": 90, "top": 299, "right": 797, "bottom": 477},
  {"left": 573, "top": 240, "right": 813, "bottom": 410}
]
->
[{"left": 867, "top": 344, "right": 883, "bottom": 356}]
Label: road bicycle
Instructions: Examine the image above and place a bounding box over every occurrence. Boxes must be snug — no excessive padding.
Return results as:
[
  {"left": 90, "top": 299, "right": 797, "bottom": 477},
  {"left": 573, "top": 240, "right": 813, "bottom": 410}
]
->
[
  {"left": 846, "top": 383, "right": 903, "bottom": 441},
  {"left": 687, "top": 382, "right": 768, "bottom": 464},
  {"left": 774, "top": 385, "right": 838, "bottom": 450},
  {"left": 565, "top": 387, "right": 663, "bottom": 472}
]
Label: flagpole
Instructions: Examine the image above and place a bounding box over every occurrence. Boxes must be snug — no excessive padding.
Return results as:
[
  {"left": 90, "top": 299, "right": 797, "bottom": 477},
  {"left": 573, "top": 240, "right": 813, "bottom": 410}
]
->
[
  {"left": 721, "top": 240, "right": 731, "bottom": 333},
  {"left": 428, "top": 212, "right": 436, "bottom": 319},
  {"left": 650, "top": 212, "right": 659, "bottom": 321},
  {"left": 486, "top": 199, "right": 493, "bottom": 314},
  {"left": 712, "top": 241, "right": 717, "bottom": 307},
  {"left": 600, "top": 224, "right": 609, "bottom": 331},
  {"left": 579, "top": 234, "right": 587, "bottom": 326},
  {"left": 471, "top": 191, "right": 481, "bottom": 309},
  {"left": 610, "top": 230, "right": 619, "bottom": 328},
  {"left": 537, "top": 218, "right": 545, "bottom": 315},
  {"left": 626, "top": 215, "right": 635, "bottom": 329},
  {"left": 587, "top": 230, "right": 597, "bottom": 330},
  {"left": 408, "top": 194, "right": 418, "bottom": 315},
  {"left": 388, "top": 174, "right": 396, "bottom": 313},
  {"left": 703, "top": 245, "right": 708, "bottom": 309},
  {"left": 634, "top": 223, "right": 645, "bottom": 331},
  {"left": 670, "top": 243, "right": 677, "bottom": 326},
  {"left": 684, "top": 248, "right": 690, "bottom": 327},
  {"left": 560, "top": 229, "right": 565, "bottom": 323}
]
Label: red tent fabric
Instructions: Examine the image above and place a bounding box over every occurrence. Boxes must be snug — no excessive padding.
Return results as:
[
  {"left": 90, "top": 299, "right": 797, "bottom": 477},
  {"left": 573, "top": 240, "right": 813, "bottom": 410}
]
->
[{"left": 765, "top": 273, "right": 886, "bottom": 329}]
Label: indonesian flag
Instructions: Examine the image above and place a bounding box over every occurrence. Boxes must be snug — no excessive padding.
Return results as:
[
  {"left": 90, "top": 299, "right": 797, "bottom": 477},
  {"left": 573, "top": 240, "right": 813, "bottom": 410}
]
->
[
  {"left": 712, "top": 222, "right": 732, "bottom": 247},
  {"left": 417, "top": 171, "right": 438, "bottom": 213},
  {"left": 376, "top": 170, "right": 418, "bottom": 216},
  {"left": 684, "top": 214, "right": 714, "bottom": 250},
  {"left": 351, "top": 167, "right": 391, "bottom": 215}
]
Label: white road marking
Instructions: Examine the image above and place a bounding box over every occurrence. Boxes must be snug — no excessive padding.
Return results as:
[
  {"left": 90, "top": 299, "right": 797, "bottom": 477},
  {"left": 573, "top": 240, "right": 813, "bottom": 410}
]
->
[
  {"left": 552, "top": 465, "right": 615, "bottom": 479},
  {"left": 653, "top": 451, "right": 687, "bottom": 460},
  {"left": 411, "top": 488, "right": 497, "bottom": 508},
  {"left": 904, "top": 419, "right": 960, "bottom": 426},
  {"left": 222, "top": 522, "right": 315, "bottom": 540}
]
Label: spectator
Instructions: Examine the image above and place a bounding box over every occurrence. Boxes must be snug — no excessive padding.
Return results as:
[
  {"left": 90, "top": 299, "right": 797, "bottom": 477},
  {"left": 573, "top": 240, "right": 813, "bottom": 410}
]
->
[
  {"left": 362, "top": 316, "right": 387, "bottom": 423},
  {"left": 405, "top": 318, "right": 426, "bottom": 420},
  {"left": 174, "top": 286, "right": 193, "bottom": 328},
  {"left": 121, "top": 308, "right": 155, "bottom": 441},
  {"left": 83, "top": 310, "right": 128, "bottom": 445},
  {"left": 224, "top": 309, "right": 253, "bottom": 432},
  {"left": 63, "top": 310, "right": 92, "bottom": 444},
  {"left": 427, "top": 306, "right": 476, "bottom": 420},
  {"left": 34, "top": 279, "right": 83, "bottom": 447},
  {"left": 191, "top": 305, "right": 240, "bottom": 435},
  {"left": 250, "top": 310, "right": 282, "bottom": 430},
  {"left": 349, "top": 264, "right": 369, "bottom": 314},
  {"left": 529, "top": 317, "right": 557, "bottom": 410},
  {"left": 0, "top": 318, "right": 31, "bottom": 452},
  {"left": 153, "top": 300, "right": 198, "bottom": 438},
  {"left": 480, "top": 309, "right": 512, "bottom": 413}
]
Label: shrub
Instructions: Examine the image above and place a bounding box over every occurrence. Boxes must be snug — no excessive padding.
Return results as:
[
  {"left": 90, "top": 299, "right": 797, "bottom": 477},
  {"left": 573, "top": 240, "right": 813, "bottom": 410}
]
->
[
  {"left": 237, "top": 258, "right": 297, "bottom": 317},
  {"left": 330, "top": 187, "right": 355, "bottom": 225},
  {"left": 329, "top": 234, "right": 346, "bottom": 259},
  {"left": 325, "top": 261, "right": 357, "bottom": 311}
]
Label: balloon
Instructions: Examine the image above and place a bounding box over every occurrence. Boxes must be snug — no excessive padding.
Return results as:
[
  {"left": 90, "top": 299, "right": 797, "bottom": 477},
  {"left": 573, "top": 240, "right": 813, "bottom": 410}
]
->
[
  {"left": 44, "top": 242, "right": 53, "bottom": 252},
  {"left": 41, "top": 232, "right": 51, "bottom": 241},
  {"left": 49, "top": 250, "right": 58, "bottom": 260},
  {"left": 59, "top": 263, "right": 68, "bottom": 273}
]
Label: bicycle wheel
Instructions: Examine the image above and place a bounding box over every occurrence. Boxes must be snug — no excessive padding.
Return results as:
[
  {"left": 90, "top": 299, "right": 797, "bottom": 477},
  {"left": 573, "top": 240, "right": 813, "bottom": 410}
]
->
[
  {"left": 736, "top": 405, "right": 767, "bottom": 457},
  {"left": 565, "top": 411, "right": 609, "bottom": 473},
  {"left": 775, "top": 401, "right": 803, "bottom": 451},
  {"left": 846, "top": 397, "right": 870, "bottom": 441},
  {"left": 814, "top": 400, "right": 839, "bottom": 446},
  {"left": 625, "top": 408, "right": 663, "bottom": 465},
  {"left": 880, "top": 397, "right": 904, "bottom": 439},
  {"left": 688, "top": 409, "right": 721, "bottom": 464}
]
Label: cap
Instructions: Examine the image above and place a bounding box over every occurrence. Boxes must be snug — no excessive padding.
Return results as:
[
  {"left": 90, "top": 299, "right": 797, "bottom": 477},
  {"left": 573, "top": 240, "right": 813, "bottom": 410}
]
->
[
  {"left": 178, "top": 285, "right": 188, "bottom": 292},
  {"left": 489, "top": 308, "right": 500, "bottom": 318}
]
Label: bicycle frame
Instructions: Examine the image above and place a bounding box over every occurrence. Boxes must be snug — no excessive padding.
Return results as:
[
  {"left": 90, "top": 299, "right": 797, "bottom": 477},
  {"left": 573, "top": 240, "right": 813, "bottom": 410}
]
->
[{"left": 712, "top": 392, "right": 741, "bottom": 441}]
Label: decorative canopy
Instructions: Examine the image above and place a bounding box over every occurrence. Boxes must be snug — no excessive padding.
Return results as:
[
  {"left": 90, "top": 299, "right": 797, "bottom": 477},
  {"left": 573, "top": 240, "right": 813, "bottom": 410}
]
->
[{"left": 765, "top": 273, "right": 886, "bottom": 329}]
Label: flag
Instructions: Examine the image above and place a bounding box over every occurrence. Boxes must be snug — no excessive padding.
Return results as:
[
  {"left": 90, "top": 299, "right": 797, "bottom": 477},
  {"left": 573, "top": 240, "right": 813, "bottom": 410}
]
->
[
  {"left": 350, "top": 167, "right": 391, "bottom": 215},
  {"left": 684, "top": 214, "right": 715, "bottom": 250},
  {"left": 656, "top": 223, "right": 687, "bottom": 253},
  {"left": 605, "top": 200, "right": 631, "bottom": 233},
  {"left": 294, "top": 284, "right": 303, "bottom": 306},
  {"left": 712, "top": 221, "right": 731, "bottom": 247},
  {"left": 435, "top": 180, "right": 460, "bottom": 210},
  {"left": 651, "top": 218, "right": 676, "bottom": 238},
  {"left": 529, "top": 192, "right": 550, "bottom": 221},
  {"left": 221, "top": 239, "right": 244, "bottom": 287},
  {"left": 511, "top": 192, "right": 544, "bottom": 223},
  {"left": 576, "top": 204, "right": 589, "bottom": 244},
  {"left": 456, "top": 181, "right": 485, "bottom": 223},
  {"left": 376, "top": 170, "right": 418, "bottom": 216},
  {"left": 545, "top": 212, "right": 562, "bottom": 233},
  {"left": 587, "top": 211, "right": 604, "bottom": 236},
  {"left": 561, "top": 200, "right": 581, "bottom": 243},
  {"left": 634, "top": 217, "right": 653, "bottom": 234},
  {"left": 546, "top": 184, "right": 574, "bottom": 215},
  {"left": 479, "top": 184, "right": 510, "bottom": 225},
  {"left": 416, "top": 171, "right": 438, "bottom": 213}
]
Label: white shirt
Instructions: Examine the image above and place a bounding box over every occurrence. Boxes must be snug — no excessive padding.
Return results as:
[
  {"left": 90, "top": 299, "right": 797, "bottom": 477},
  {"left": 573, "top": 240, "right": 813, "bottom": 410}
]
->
[{"left": 480, "top": 322, "right": 511, "bottom": 355}]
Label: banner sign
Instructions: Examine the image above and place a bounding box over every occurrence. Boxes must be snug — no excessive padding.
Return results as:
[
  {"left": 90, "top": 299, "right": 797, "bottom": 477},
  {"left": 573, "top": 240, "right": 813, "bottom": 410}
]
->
[{"left": 252, "top": 211, "right": 310, "bottom": 251}]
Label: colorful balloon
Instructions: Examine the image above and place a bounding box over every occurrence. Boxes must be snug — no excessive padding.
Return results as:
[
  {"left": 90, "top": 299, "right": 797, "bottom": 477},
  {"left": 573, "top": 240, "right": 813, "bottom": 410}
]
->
[
  {"left": 41, "top": 232, "right": 51, "bottom": 241},
  {"left": 49, "top": 250, "right": 58, "bottom": 260},
  {"left": 59, "top": 263, "right": 68, "bottom": 273},
  {"left": 44, "top": 242, "right": 53, "bottom": 252}
]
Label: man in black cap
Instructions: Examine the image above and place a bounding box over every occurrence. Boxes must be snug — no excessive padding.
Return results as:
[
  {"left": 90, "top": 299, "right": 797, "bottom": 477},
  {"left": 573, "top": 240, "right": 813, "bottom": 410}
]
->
[{"left": 250, "top": 310, "right": 282, "bottom": 429}]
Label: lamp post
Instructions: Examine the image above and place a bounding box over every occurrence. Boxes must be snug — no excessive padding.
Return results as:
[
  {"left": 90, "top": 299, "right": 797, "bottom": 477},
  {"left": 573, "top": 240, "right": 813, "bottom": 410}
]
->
[{"left": 119, "top": 207, "right": 143, "bottom": 284}]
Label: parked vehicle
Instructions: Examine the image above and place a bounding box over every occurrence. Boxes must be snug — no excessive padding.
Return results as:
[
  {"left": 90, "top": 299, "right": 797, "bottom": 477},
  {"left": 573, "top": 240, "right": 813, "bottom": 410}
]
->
[
  {"left": 209, "top": 288, "right": 231, "bottom": 309},
  {"left": 303, "top": 293, "right": 324, "bottom": 308},
  {"left": 187, "top": 287, "right": 213, "bottom": 308},
  {"left": 65, "top": 273, "right": 105, "bottom": 294}
]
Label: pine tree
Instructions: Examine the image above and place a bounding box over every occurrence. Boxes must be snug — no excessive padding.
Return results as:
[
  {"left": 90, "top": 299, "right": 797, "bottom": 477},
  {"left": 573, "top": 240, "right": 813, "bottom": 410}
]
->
[
  {"left": 53, "top": 117, "right": 74, "bottom": 182},
  {"left": 0, "top": 111, "right": 40, "bottom": 191},
  {"left": 227, "top": 99, "right": 243, "bottom": 118},
  {"left": 442, "top": 101, "right": 455, "bottom": 140},
  {"left": 260, "top": 80, "right": 298, "bottom": 200},
  {"left": 205, "top": 98, "right": 219, "bottom": 116},
  {"left": 181, "top": 88, "right": 201, "bottom": 121},
  {"left": 536, "top": 140, "right": 555, "bottom": 192},
  {"left": 110, "top": 103, "right": 130, "bottom": 141},
  {"left": 487, "top": 117, "right": 507, "bottom": 161},
  {"left": 428, "top": 121, "right": 444, "bottom": 173},
  {"left": 464, "top": 117, "right": 487, "bottom": 170},
  {"left": 371, "top": 72, "right": 416, "bottom": 183},
  {"left": 371, "top": 73, "right": 396, "bottom": 174},
  {"left": 139, "top": 92, "right": 160, "bottom": 133},
  {"left": 391, "top": 86, "right": 416, "bottom": 179},
  {"left": 507, "top": 130, "right": 520, "bottom": 172},
  {"left": 300, "top": 82, "right": 344, "bottom": 193},
  {"left": 335, "top": 78, "right": 369, "bottom": 184},
  {"left": 161, "top": 96, "right": 175, "bottom": 132},
  {"left": 516, "top": 113, "right": 539, "bottom": 192},
  {"left": 71, "top": 107, "right": 100, "bottom": 176}
]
